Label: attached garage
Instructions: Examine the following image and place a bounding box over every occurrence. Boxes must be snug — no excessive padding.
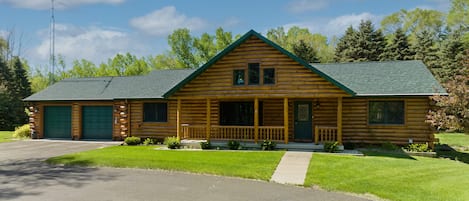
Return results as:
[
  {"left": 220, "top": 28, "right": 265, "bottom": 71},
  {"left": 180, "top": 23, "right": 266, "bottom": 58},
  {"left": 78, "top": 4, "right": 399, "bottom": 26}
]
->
[
  {"left": 82, "top": 106, "right": 113, "bottom": 140},
  {"left": 44, "top": 106, "right": 72, "bottom": 139}
]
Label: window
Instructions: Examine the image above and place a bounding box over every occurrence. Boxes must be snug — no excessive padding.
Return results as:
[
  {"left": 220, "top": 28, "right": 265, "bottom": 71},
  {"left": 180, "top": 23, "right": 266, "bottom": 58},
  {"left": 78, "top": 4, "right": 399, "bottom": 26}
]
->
[
  {"left": 233, "top": 70, "right": 245, "bottom": 85},
  {"left": 369, "top": 101, "right": 404, "bottom": 125},
  {"left": 219, "top": 101, "right": 263, "bottom": 126},
  {"left": 248, "top": 63, "right": 260, "bottom": 85},
  {"left": 143, "top": 103, "right": 168, "bottom": 122},
  {"left": 263, "top": 68, "right": 275, "bottom": 84}
]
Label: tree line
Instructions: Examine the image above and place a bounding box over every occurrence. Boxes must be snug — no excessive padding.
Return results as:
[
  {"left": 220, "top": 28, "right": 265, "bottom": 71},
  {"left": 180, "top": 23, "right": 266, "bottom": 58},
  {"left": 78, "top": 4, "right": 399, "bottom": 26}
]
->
[{"left": 1, "top": 0, "right": 467, "bottom": 131}]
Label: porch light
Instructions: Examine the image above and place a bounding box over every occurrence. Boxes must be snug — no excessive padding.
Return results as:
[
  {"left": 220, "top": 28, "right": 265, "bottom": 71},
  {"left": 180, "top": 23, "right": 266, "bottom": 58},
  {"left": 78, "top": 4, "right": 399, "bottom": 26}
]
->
[{"left": 313, "top": 100, "right": 320, "bottom": 109}]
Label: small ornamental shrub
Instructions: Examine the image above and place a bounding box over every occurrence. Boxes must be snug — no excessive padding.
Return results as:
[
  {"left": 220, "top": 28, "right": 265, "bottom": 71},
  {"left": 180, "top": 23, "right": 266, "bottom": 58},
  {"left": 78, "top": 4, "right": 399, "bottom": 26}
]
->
[
  {"left": 227, "top": 140, "right": 240, "bottom": 150},
  {"left": 143, "top": 138, "right": 158, "bottom": 146},
  {"left": 381, "top": 141, "right": 400, "bottom": 151},
  {"left": 324, "top": 141, "right": 339, "bottom": 153},
  {"left": 13, "top": 124, "right": 30, "bottom": 138},
  {"left": 200, "top": 141, "right": 212, "bottom": 149},
  {"left": 124, "top": 137, "right": 141, "bottom": 145},
  {"left": 260, "top": 140, "right": 276, "bottom": 151},
  {"left": 405, "top": 143, "right": 430, "bottom": 152},
  {"left": 164, "top": 137, "right": 180, "bottom": 149}
]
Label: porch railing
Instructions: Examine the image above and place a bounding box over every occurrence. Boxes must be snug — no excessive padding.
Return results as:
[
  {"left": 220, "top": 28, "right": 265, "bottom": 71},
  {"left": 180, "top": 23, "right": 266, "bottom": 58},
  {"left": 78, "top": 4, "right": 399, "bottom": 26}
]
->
[
  {"left": 314, "top": 126, "right": 338, "bottom": 144},
  {"left": 181, "top": 124, "right": 285, "bottom": 142}
]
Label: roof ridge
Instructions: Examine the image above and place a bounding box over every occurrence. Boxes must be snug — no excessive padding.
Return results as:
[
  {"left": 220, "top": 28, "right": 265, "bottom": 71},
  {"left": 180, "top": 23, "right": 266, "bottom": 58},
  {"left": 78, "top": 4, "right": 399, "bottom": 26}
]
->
[{"left": 313, "top": 60, "right": 421, "bottom": 66}]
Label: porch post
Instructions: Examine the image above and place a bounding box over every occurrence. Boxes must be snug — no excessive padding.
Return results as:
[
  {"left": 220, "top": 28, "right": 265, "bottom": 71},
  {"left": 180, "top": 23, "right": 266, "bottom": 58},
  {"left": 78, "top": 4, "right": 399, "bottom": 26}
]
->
[
  {"left": 206, "top": 98, "right": 211, "bottom": 141},
  {"left": 283, "top": 97, "right": 289, "bottom": 144},
  {"left": 337, "top": 97, "right": 343, "bottom": 145},
  {"left": 254, "top": 97, "right": 259, "bottom": 143},
  {"left": 176, "top": 98, "right": 181, "bottom": 140}
]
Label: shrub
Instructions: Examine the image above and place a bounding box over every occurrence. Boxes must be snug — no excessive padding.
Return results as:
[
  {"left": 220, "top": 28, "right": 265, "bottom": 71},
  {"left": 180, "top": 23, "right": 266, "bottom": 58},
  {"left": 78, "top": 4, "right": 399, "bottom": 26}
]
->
[
  {"left": 405, "top": 143, "right": 430, "bottom": 152},
  {"left": 324, "top": 141, "right": 339, "bottom": 153},
  {"left": 124, "top": 137, "right": 141, "bottom": 145},
  {"left": 381, "top": 142, "right": 400, "bottom": 151},
  {"left": 227, "top": 140, "right": 240, "bottom": 150},
  {"left": 260, "top": 140, "right": 276, "bottom": 151},
  {"left": 13, "top": 124, "right": 30, "bottom": 138},
  {"left": 143, "top": 138, "right": 158, "bottom": 146},
  {"left": 164, "top": 137, "right": 180, "bottom": 149},
  {"left": 200, "top": 141, "right": 212, "bottom": 149}
]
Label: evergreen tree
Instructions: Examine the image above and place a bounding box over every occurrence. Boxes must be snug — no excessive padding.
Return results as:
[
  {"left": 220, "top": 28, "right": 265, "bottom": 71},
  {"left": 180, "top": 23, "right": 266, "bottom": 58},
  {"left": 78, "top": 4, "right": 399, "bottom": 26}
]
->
[
  {"left": 435, "top": 28, "right": 466, "bottom": 82},
  {"left": 354, "top": 20, "right": 386, "bottom": 61},
  {"left": 334, "top": 26, "right": 357, "bottom": 62},
  {"left": 11, "top": 57, "right": 32, "bottom": 99},
  {"left": 412, "top": 30, "right": 440, "bottom": 71},
  {"left": 292, "top": 40, "right": 320, "bottom": 63},
  {"left": 381, "top": 28, "right": 415, "bottom": 61}
]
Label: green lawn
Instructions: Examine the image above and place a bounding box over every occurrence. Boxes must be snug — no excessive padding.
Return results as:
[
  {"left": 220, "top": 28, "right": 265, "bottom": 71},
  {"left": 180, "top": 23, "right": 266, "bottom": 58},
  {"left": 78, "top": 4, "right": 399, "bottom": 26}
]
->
[
  {"left": 435, "top": 133, "right": 469, "bottom": 148},
  {"left": 47, "top": 146, "right": 284, "bottom": 181},
  {"left": 0, "top": 131, "right": 13, "bottom": 143},
  {"left": 305, "top": 151, "right": 469, "bottom": 201}
]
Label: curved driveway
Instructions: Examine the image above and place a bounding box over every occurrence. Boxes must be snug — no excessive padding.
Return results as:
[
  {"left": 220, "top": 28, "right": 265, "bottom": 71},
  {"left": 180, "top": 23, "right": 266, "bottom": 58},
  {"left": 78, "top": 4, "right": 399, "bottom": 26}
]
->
[{"left": 0, "top": 140, "right": 371, "bottom": 201}]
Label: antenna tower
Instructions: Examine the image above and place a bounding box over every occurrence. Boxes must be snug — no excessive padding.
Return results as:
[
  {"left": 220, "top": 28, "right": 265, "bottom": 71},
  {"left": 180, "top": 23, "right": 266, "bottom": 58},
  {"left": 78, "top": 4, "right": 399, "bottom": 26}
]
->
[{"left": 49, "top": 0, "right": 56, "bottom": 83}]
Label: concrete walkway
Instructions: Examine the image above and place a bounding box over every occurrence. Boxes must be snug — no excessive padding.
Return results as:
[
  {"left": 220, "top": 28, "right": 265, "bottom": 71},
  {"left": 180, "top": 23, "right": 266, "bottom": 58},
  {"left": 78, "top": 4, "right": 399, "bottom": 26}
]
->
[{"left": 270, "top": 151, "right": 312, "bottom": 185}]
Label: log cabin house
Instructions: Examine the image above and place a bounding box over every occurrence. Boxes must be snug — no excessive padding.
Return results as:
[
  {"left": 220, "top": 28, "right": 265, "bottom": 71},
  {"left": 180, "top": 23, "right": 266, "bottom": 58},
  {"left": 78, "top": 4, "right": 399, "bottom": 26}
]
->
[{"left": 24, "top": 30, "right": 447, "bottom": 146}]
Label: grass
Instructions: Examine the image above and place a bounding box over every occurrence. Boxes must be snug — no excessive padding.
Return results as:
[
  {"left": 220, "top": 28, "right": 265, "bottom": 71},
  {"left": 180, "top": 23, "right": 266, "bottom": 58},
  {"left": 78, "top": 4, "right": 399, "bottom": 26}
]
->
[
  {"left": 435, "top": 133, "right": 469, "bottom": 148},
  {"left": 305, "top": 151, "right": 469, "bottom": 201},
  {"left": 47, "top": 146, "right": 284, "bottom": 181},
  {"left": 0, "top": 131, "right": 13, "bottom": 143}
]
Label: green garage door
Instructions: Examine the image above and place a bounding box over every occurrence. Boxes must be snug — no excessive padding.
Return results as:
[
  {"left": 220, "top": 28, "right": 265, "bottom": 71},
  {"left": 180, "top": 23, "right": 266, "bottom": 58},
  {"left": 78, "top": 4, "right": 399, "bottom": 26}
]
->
[
  {"left": 82, "top": 106, "right": 113, "bottom": 140},
  {"left": 44, "top": 106, "right": 72, "bottom": 139}
]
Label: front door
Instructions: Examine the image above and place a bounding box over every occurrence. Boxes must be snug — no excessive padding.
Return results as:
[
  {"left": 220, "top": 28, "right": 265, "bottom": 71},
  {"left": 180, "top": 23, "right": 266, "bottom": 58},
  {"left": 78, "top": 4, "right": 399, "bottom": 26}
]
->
[{"left": 294, "top": 101, "right": 313, "bottom": 141}]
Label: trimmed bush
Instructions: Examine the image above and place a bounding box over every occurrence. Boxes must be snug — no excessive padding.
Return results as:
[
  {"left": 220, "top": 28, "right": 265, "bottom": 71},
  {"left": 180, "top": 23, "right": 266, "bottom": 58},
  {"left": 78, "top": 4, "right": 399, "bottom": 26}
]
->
[
  {"left": 227, "top": 140, "right": 240, "bottom": 150},
  {"left": 405, "top": 143, "right": 430, "bottom": 152},
  {"left": 381, "top": 141, "right": 400, "bottom": 151},
  {"left": 260, "top": 140, "right": 276, "bottom": 151},
  {"left": 200, "top": 141, "right": 212, "bottom": 149},
  {"left": 13, "top": 124, "right": 30, "bottom": 138},
  {"left": 143, "top": 138, "right": 158, "bottom": 146},
  {"left": 164, "top": 137, "right": 180, "bottom": 149},
  {"left": 124, "top": 137, "right": 141, "bottom": 145},
  {"left": 324, "top": 141, "right": 339, "bottom": 153}
]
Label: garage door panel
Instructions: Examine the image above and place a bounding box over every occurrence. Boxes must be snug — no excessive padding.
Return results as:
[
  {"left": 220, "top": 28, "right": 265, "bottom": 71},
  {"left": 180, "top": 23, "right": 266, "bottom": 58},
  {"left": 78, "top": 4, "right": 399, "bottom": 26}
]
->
[
  {"left": 82, "top": 106, "right": 113, "bottom": 140},
  {"left": 44, "top": 106, "right": 72, "bottom": 139}
]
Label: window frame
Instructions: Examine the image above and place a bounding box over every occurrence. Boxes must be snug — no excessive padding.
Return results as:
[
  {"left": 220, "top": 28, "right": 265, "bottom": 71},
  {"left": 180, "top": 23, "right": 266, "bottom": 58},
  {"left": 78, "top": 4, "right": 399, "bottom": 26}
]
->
[
  {"left": 263, "top": 68, "right": 275, "bottom": 85},
  {"left": 233, "top": 69, "right": 245, "bottom": 86},
  {"left": 368, "top": 100, "right": 405, "bottom": 126},
  {"left": 143, "top": 102, "right": 168, "bottom": 123}
]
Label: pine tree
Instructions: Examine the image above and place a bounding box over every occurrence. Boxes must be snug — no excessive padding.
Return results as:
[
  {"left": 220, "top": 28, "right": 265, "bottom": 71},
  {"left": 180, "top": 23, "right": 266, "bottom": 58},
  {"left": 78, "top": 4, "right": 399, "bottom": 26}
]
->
[
  {"left": 334, "top": 26, "right": 357, "bottom": 62},
  {"left": 381, "top": 28, "right": 415, "bottom": 61},
  {"left": 412, "top": 30, "right": 440, "bottom": 72},
  {"left": 354, "top": 20, "right": 386, "bottom": 61},
  {"left": 435, "top": 28, "right": 466, "bottom": 82},
  {"left": 292, "top": 40, "right": 320, "bottom": 63}
]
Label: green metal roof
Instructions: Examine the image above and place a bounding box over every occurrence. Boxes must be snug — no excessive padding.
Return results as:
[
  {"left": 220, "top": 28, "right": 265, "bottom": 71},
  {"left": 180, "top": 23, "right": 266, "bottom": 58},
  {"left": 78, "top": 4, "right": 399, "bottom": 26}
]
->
[
  {"left": 313, "top": 60, "right": 447, "bottom": 96},
  {"left": 24, "top": 69, "right": 194, "bottom": 101}
]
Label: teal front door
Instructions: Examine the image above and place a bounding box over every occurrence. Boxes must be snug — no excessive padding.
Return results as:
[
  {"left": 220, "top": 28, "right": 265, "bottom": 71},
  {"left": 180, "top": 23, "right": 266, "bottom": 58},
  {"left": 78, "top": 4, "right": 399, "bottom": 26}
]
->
[{"left": 294, "top": 101, "right": 313, "bottom": 141}]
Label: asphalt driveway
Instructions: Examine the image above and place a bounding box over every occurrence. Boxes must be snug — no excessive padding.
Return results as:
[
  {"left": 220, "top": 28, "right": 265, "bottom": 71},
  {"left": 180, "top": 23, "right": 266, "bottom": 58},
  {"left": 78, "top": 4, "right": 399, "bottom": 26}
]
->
[{"left": 0, "top": 140, "right": 372, "bottom": 201}]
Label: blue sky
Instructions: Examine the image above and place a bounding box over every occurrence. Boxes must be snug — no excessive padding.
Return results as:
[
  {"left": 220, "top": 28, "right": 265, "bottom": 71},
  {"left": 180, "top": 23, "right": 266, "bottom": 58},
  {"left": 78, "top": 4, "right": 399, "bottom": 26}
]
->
[{"left": 0, "top": 0, "right": 450, "bottom": 70}]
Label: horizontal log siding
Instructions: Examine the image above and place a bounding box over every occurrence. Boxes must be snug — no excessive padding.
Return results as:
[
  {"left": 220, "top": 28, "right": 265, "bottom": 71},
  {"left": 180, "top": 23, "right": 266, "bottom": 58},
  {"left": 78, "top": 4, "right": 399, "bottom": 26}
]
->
[
  {"left": 172, "top": 36, "right": 348, "bottom": 99},
  {"left": 313, "top": 98, "right": 338, "bottom": 128},
  {"left": 342, "top": 97, "right": 433, "bottom": 145},
  {"left": 129, "top": 100, "right": 176, "bottom": 139}
]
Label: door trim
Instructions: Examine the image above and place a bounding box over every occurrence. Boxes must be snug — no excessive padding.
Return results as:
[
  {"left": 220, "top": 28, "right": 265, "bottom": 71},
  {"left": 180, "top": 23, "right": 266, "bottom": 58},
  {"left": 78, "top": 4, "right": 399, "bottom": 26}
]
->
[{"left": 294, "top": 101, "right": 313, "bottom": 141}]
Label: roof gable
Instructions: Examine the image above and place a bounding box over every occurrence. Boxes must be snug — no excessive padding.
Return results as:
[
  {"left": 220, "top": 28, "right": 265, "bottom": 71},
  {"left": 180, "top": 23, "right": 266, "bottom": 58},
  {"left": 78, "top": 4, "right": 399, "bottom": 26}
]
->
[{"left": 163, "top": 30, "right": 355, "bottom": 98}]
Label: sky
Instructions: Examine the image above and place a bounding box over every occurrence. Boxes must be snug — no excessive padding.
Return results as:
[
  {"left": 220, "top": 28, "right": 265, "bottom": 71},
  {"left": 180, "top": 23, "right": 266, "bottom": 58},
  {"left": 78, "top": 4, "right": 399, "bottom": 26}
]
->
[{"left": 0, "top": 0, "right": 451, "bottom": 71}]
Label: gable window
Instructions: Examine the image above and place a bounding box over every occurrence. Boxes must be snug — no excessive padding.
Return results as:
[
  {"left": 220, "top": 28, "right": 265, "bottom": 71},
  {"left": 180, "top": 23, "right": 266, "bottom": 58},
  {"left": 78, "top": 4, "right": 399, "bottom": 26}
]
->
[
  {"left": 233, "top": 70, "right": 245, "bottom": 85},
  {"left": 248, "top": 63, "right": 260, "bottom": 85},
  {"left": 368, "top": 101, "right": 404, "bottom": 125},
  {"left": 143, "top": 103, "right": 168, "bottom": 122},
  {"left": 263, "top": 68, "right": 275, "bottom": 84}
]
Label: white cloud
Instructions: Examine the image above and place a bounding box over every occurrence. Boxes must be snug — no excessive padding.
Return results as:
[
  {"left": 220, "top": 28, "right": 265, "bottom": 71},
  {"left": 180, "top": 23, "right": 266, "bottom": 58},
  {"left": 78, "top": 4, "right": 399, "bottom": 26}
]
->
[
  {"left": 129, "top": 6, "right": 206, "bottom": 36},
  {"left": 0, "top": 0, "right": 124, "bottom": 10},
  {"left": 31, "top": 24, "right": 149, "bottom": 68},
  {"left": 287, "top": 0, "right": 328, "bottom": 13},
  {"left": 283, "top": 12, "right": 381, "bottom": 38}
]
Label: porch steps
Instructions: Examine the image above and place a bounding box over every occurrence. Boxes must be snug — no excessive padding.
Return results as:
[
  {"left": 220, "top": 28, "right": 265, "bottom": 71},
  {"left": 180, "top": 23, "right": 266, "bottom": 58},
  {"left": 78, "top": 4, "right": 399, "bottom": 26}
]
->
[{"left": 271, "top": 151, "right": 312, "bottom": 185}]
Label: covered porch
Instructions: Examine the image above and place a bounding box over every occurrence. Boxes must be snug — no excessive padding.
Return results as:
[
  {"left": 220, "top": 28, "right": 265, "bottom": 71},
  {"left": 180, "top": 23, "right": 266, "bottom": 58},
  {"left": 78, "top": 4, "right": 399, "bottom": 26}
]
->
[{"left": 175, "top": 96, "right": 344, "bottom": 144}]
